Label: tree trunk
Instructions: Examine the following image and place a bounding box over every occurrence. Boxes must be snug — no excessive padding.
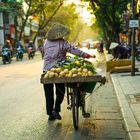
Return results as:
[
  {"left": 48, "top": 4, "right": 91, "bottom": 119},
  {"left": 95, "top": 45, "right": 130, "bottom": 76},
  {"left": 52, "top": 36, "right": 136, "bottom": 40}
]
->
[{"left": 18, "top": 0, "right": 31, "bottom": 40}]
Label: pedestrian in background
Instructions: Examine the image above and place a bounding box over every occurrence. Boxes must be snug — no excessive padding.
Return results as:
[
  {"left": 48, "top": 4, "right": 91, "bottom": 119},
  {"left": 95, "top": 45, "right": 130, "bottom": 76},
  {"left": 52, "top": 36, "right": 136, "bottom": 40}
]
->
[
  {"left": 86, "top": 42, "right": 90, "bottom": 49},
  {"left": 38, "top": 44, "right": 44, "bottom": 59},
  {"left": 98, "top": 40, "right": 104, "bottom": 53}
]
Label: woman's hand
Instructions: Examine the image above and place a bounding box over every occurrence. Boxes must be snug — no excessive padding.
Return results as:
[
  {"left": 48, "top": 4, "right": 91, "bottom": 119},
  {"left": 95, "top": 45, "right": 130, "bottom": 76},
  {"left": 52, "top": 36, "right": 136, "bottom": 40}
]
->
[
  {"left": 85, "top": 53, "right": 91, "bottom": 59},
  {"left": 85, "top": 54, "right": 96, "bottom": 59}
]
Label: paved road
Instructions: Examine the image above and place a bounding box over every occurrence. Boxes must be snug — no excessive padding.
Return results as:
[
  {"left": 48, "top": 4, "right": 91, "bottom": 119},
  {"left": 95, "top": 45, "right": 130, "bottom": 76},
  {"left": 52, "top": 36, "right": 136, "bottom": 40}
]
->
[{"left": 0, "top": 53, "right": 127, "bottom": 140}]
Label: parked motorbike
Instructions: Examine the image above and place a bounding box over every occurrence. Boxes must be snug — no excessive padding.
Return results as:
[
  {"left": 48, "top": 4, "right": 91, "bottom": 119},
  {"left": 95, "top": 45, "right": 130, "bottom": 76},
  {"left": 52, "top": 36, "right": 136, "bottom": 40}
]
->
[
  {"left": 126, "top": 45, "right": 131, "bottom": 58},
  {"left": 2, "top": 48, "right": 12, "bottom": 64},
  {"left": 126, "top": 44, "right": 140, "bottom": 62},
  {"left": 27, "top": 47, "right": 34, "bottom": 59},
  {"left": 136, "top": 46, "right": 140, "bottom": 62},
  {"left": 16, "top": 47, "right": 24, "bottom": 61}
]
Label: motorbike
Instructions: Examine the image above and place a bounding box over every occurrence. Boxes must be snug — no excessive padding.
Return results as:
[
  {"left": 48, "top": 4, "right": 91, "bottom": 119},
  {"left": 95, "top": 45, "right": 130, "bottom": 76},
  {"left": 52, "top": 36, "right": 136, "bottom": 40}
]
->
[
  {"left": 2, "top": 48, "right": 12, "bottom": 64},
  {"left": 135, "top": 46, "right": 140, "bottom": 62},
  {"left": 27, "top": 47, "right": 34, "bottom": 59},
  {"left": 126, "top": 44, "right": 140, "bottom": 62},
  {"left": 16, "top": 47, "right": 24, "bottom": 61},
  {"left": 126, "top": 45, "right": 131, "bottom": 58}
]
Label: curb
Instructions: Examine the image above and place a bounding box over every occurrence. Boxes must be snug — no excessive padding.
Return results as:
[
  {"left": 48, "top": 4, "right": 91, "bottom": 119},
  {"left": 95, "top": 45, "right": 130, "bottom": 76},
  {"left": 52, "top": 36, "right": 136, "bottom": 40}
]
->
[
  {"left": 104, "top": 50, "right": 140, "bottom": 140},
  {"left": 110, "top": 74, "right": 140, "bottom": 140}
]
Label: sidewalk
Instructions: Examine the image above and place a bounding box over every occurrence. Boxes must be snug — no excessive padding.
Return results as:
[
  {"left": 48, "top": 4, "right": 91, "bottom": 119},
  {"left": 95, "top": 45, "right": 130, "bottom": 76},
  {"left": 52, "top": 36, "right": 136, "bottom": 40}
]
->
[{"left": 105, "top": 51, "right": 140, "bottom": 140}]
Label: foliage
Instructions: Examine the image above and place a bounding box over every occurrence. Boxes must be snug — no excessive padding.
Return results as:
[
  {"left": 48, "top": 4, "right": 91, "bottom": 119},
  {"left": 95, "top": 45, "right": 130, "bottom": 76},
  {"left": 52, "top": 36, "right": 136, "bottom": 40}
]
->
[
  {"left": 0, "top": 1, "right": 22, "bottom": 16},
  {"left": 82, "top": 0, "right": 130, "bottom": 42},
  {"left": 1, "top": 0, "right": 86, "bottom": 44},
  {"left": 31, "top": 2, "right": 81, "bottom": 42},
  {"left": 30, "top": 0, "right": 64, "bottom": 42},
  {"left": 51, "top": 4, "right": 80, "bottom": 42},
  {"left": 17, "top": 0, "right": 63, "bottom": 40}
]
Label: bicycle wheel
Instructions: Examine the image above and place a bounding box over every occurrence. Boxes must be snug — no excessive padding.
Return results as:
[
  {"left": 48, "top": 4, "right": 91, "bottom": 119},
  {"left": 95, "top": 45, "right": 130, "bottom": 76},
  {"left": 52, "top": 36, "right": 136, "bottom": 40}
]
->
[{"left": 72, "top": 87, "right": 79, "bottom": 130}]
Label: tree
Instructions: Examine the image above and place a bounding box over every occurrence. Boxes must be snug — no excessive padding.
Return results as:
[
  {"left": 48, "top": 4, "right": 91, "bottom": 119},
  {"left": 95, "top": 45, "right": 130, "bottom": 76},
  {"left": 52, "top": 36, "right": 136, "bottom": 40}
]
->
[
  {"left": 51, "top": 3, "right": 79, "bottom": 42},
  {"left": 16, "top": 0, "right": 63, "bottom": 41},
  {"left": 82, "top": 0, "right": 129, "bottom": 42},
  {"left": 31, "top": 0, "right": 64, "bottom": 43},
  {"left": 32, "top": 2, "right": 81, "bottom": 43},
  {"left": 1, "top": 0, "right": 86, "bottom": 44}
]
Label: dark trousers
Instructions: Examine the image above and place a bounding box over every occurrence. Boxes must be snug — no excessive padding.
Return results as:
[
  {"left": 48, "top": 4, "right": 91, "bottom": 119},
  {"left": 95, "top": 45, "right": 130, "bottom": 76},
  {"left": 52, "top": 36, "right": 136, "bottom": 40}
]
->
[{"left": 43, "top": 83, "right": 65, "bottom": 115}]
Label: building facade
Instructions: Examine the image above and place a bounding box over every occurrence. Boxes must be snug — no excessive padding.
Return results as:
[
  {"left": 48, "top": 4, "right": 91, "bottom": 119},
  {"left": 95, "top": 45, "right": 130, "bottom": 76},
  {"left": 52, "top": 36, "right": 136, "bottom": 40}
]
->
[{"left": 0, "top": 0, "right": 5, "bottom": 49}]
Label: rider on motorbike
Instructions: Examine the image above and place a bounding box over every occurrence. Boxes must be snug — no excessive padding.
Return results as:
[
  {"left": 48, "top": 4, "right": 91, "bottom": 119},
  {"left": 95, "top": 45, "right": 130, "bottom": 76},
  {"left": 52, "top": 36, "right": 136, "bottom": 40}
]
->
[
  {"left": 27, "top": 41, "right": 35, "bottom": 55},
  {"left": 16, "top": 43, "right": 24, "bottom": 61},
  {"left": 2, "top": 40, "right": 13, "bottom": 58},
  {"left": 26, "top": 41, "right": 36, "bottom": 59},
  {"left": 2, "top": 40, "right": 13, "bottom": 64}
]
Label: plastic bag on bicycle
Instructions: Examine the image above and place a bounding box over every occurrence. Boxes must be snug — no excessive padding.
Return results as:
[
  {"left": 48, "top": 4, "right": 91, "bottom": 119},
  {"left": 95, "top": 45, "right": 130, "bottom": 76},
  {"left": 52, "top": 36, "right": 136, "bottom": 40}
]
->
[
  {"left": 67, "top": 82, "right": 97, "bottom": 93},
  {"left": 80, "top": 82, "right": 97, "bottom": 93}
]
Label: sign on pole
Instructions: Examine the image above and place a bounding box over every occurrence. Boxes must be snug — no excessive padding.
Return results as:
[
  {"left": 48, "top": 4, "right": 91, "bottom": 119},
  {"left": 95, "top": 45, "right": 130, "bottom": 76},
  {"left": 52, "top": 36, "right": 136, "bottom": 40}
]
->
[{"left": 129, "top": 20, "right": 139, "bottom": 28}]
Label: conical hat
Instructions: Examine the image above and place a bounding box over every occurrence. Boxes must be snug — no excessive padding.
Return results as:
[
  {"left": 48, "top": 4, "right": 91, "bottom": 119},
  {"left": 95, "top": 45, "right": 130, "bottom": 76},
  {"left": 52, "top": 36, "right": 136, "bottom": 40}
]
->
[
  {"left": 46, "top": 23, "right": 70, "bottom": 40},
  {"left": 110, "top": 42, "right": 119, "bottom": 49}
]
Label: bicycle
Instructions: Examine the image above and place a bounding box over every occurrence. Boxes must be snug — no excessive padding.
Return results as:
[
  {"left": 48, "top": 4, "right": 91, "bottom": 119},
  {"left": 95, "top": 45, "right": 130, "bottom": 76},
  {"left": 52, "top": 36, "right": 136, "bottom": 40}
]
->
[{"left": 41, "top": 75, "right": 106, "bottom": 130}]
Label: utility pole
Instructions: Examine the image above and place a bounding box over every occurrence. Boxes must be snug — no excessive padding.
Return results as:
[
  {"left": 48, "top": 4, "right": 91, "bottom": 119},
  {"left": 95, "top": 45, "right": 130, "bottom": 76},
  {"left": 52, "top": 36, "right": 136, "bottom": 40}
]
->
[{"left": 131, "top": 0, "right": 136, "bottom": 76}]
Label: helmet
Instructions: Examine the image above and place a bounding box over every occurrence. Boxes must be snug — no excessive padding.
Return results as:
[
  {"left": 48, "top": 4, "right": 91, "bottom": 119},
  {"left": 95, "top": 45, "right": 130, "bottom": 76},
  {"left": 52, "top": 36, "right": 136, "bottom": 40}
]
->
[{"left": 6, "top": 40, "right": 10, "bottom": 43}]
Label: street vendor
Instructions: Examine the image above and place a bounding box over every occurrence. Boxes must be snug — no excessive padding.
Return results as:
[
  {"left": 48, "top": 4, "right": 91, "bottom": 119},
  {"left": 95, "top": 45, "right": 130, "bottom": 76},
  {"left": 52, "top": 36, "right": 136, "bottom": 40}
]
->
[
  {"left": 110, "top": 42, "right": 128, "bottom": 60},
  {"left": 42, "top": 23, "right": 93, "bottom": 121}
]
